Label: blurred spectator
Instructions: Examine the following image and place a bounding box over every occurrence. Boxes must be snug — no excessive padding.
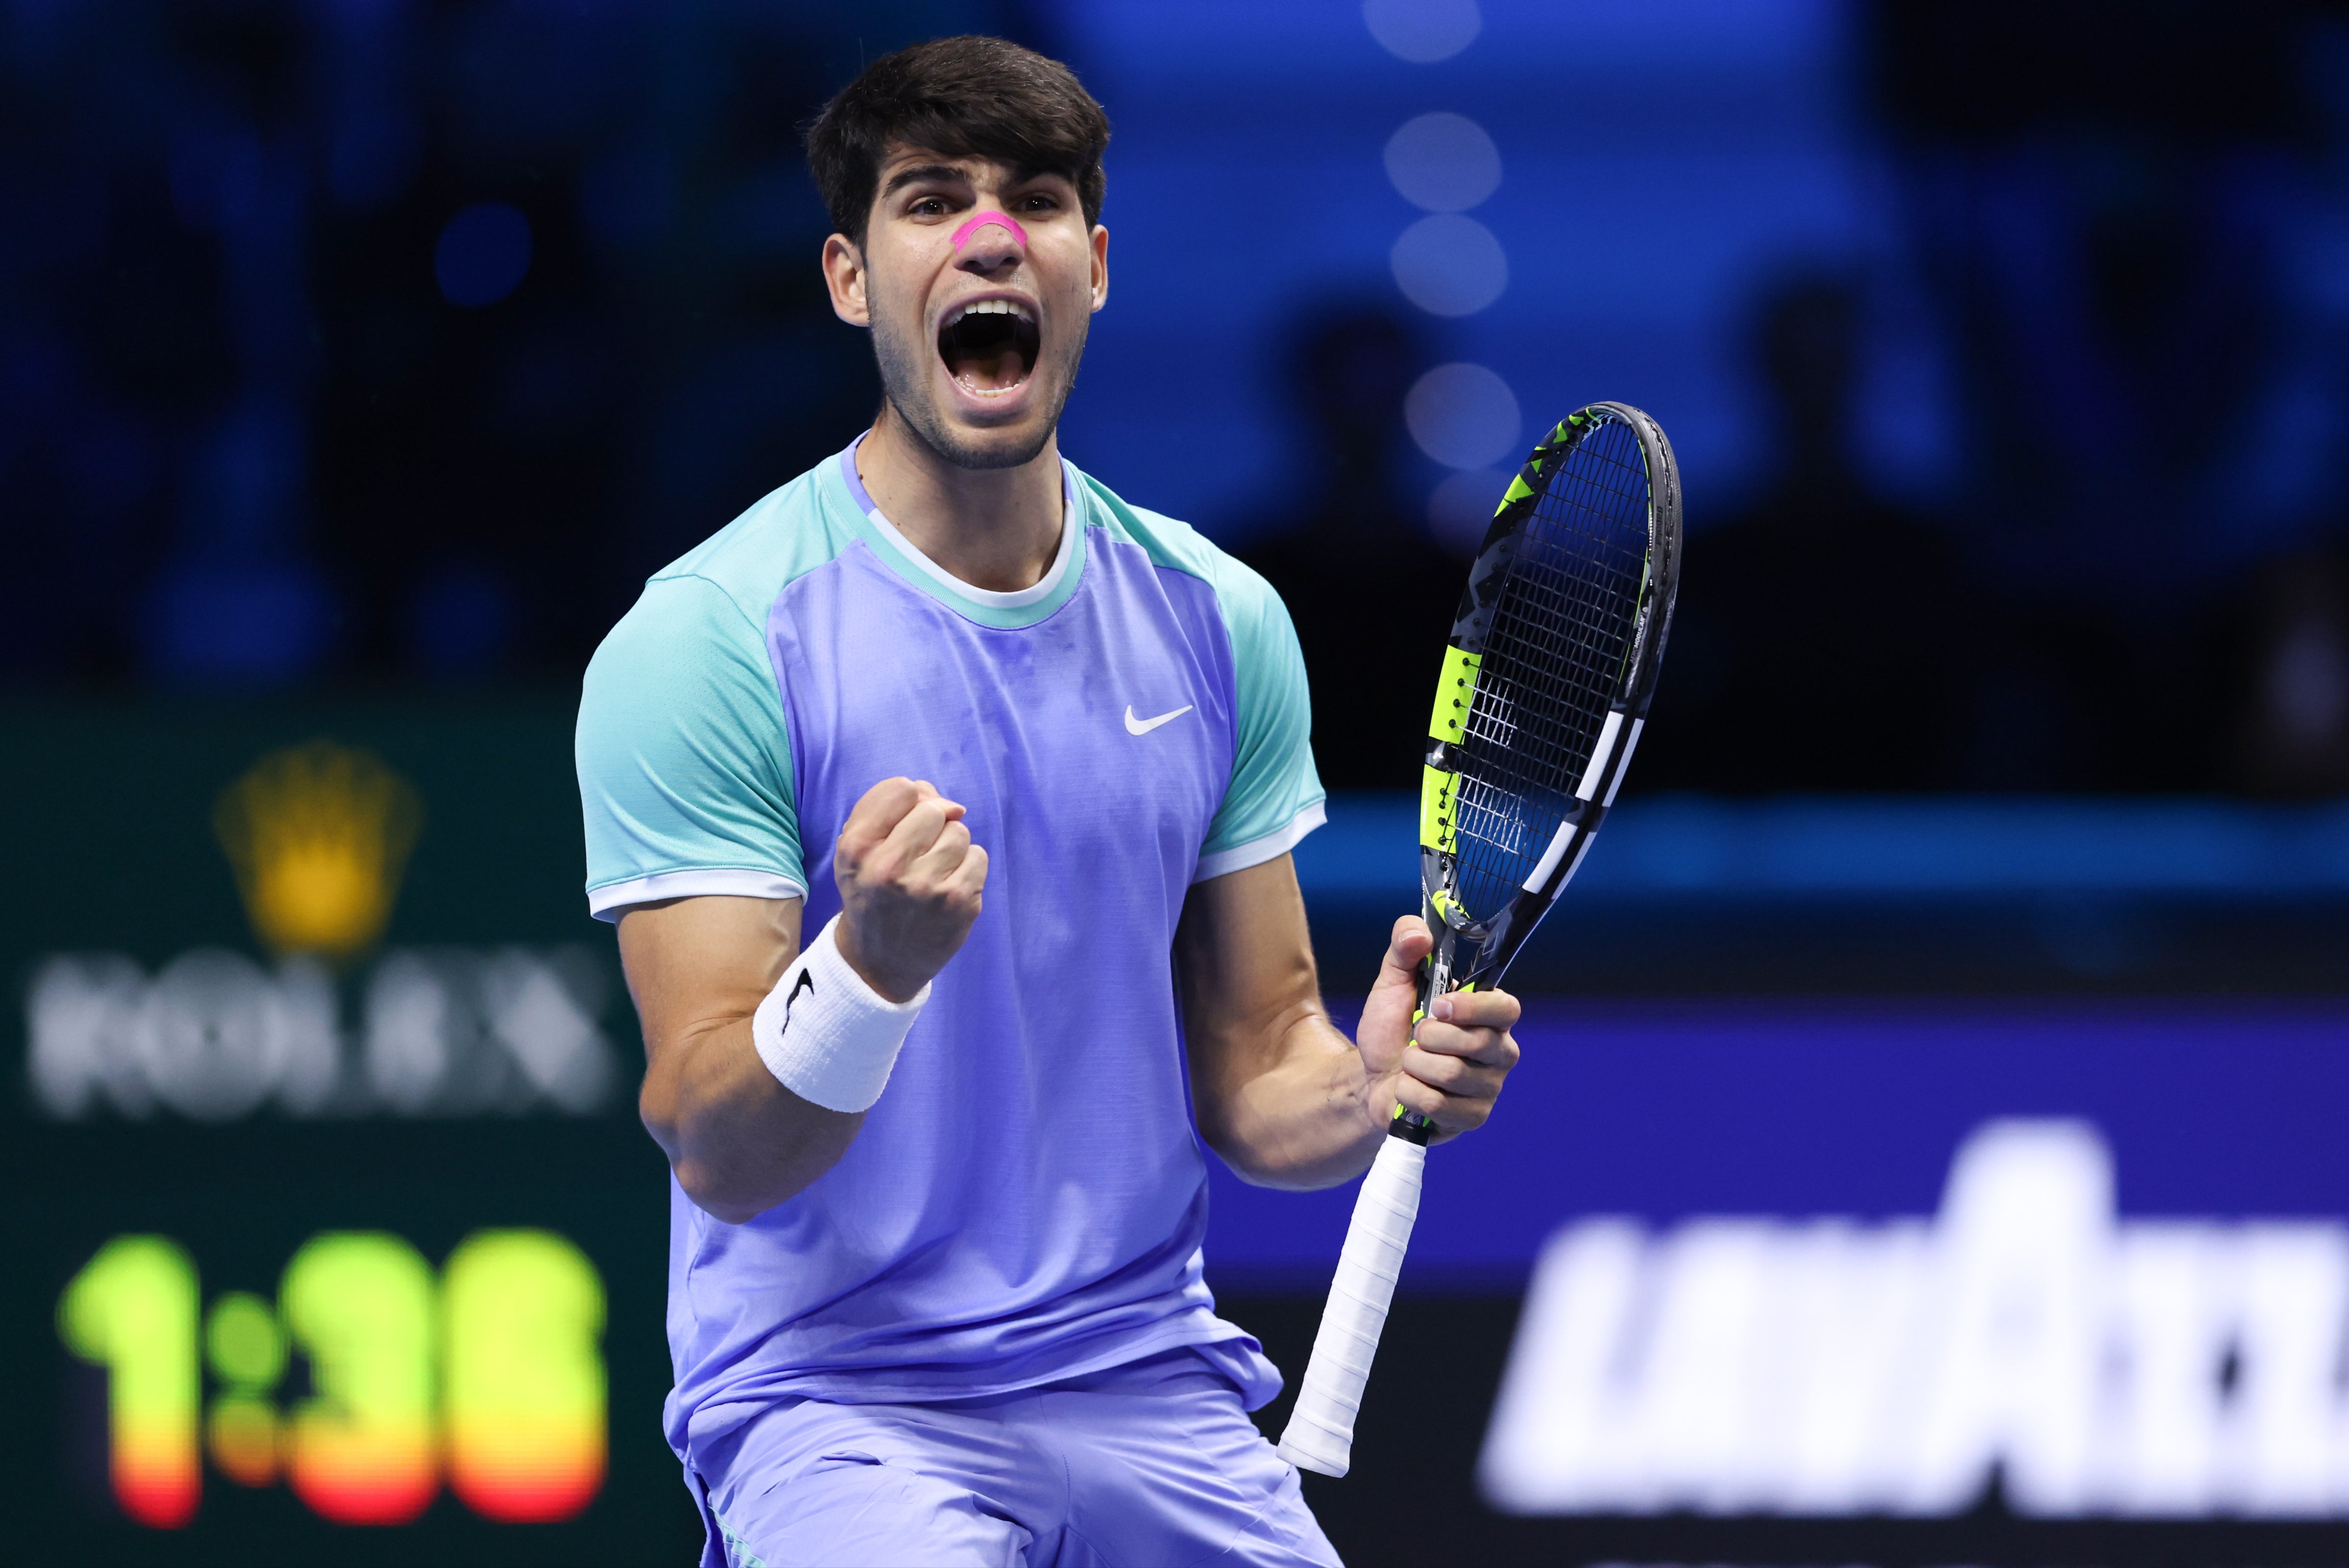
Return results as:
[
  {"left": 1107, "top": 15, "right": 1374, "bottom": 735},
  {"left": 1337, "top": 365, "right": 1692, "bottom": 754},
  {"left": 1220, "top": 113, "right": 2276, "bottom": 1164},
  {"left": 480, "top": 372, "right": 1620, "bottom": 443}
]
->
[
  {"left": 1636, "top": 275, "right": 1976, "bottom": 793},
  {"left": 2221, "top": 545, "right": 2349, "bottom": 794},
  {"left": 0, "top": 0, "right": 1032, "bottom": 689},
  {"left": 1866, "top": 0, "right": 2349, "bottom": 790},
  {"left": 11, "top": 0, "right": 2349, "bottom": 815},
  {"left": 1241, "top": 304, "right": 1462, "bottom": 791}
]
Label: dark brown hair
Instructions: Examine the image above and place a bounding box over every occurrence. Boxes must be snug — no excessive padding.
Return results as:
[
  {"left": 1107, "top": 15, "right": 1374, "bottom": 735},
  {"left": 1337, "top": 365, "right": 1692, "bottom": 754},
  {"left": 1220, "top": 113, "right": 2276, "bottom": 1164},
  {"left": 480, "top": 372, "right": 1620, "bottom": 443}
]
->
[{"left": 804, "top": 36, "right": 1110, "bottom": 246}]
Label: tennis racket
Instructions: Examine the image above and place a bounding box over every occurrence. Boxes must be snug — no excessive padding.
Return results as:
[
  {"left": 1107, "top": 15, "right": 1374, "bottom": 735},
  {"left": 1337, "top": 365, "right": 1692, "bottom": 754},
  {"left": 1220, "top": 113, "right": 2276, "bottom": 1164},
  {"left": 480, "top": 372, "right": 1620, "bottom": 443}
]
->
[{"left": 1275, "top": 401, "right": 1682, "bottom": 1478}]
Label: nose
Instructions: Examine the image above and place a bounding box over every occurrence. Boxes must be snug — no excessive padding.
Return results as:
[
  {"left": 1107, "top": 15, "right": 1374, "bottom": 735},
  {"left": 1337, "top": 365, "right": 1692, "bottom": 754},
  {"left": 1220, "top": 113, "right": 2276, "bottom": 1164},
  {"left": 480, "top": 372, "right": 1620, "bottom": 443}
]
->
[{"left": 951, "top": 209, "right": 1028, "bottom": 273}]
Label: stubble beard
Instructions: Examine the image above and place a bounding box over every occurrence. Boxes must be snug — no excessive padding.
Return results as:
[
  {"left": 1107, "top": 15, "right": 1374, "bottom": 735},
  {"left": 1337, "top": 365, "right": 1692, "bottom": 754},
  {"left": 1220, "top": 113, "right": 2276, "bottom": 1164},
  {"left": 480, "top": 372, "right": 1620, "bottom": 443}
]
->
[{"left": 869, "top": 295, "right": 1087, "bottom": 472}]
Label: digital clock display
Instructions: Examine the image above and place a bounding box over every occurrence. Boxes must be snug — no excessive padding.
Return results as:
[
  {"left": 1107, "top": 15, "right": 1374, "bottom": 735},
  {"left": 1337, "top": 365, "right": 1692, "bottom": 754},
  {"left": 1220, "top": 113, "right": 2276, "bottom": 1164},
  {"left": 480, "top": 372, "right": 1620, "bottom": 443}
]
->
[
  {"left": 1, "top": 709, "right": 704, "bottom": 1562},
  {"left": 60, "top": 1228, "right": 606, "bottom": 1530},
  {"left": 11, "top": 1119, "right": 696, "bottom": 1564}
]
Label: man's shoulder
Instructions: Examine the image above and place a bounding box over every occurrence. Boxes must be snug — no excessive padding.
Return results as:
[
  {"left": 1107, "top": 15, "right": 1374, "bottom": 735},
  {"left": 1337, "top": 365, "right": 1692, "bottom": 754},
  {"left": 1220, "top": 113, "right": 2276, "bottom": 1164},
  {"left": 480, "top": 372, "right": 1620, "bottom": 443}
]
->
[
  {"left": 641, "top": 459, "right": 861, "bottom": 631},
  {"left": 1073, "top": 466, "right": 1284, "bottom": 629}
]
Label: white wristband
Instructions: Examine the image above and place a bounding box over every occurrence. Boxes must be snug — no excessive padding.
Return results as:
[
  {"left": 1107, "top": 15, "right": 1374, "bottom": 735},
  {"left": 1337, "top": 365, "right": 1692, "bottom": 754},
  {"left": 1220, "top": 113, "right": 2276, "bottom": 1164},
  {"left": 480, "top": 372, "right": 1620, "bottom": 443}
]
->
[{"left": 750, "top": 916, "right": 929, "bottom": 1113}]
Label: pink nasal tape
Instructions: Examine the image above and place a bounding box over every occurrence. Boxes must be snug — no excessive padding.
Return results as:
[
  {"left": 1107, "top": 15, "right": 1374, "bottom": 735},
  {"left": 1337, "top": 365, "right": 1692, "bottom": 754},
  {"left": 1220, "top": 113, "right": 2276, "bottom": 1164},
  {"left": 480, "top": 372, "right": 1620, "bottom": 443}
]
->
[{"left": 951, "top": 210, "right": 1029, "bottom": 251}]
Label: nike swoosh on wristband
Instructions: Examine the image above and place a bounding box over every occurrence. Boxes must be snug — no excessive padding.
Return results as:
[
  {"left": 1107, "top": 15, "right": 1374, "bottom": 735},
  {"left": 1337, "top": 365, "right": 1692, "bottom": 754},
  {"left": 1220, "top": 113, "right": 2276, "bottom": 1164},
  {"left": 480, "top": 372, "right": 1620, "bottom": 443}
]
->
[
  {"left": 780, "top": 966, "right": 815, "bottom": 1035},
  {"left": 1124, "top": 704, "right": 1194, "bottom": 736}
]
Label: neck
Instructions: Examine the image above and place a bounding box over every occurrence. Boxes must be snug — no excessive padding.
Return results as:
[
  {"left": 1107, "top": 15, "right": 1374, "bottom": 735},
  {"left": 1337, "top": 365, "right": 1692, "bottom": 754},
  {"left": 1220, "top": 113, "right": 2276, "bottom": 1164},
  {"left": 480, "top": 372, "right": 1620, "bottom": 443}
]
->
[{"left": 855, "top": 408, "right": 1064, "bottom": 594}]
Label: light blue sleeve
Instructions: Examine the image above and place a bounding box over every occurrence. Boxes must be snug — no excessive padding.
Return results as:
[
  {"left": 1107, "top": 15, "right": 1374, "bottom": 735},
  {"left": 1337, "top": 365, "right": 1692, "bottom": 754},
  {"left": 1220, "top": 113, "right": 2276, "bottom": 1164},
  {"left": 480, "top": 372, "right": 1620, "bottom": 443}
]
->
[
  {"left": 1197, "top": 559, "right": 1327, "bottom": 881},
  {"left": 576, "top": 574, "right": 804, "bottom": 919}
]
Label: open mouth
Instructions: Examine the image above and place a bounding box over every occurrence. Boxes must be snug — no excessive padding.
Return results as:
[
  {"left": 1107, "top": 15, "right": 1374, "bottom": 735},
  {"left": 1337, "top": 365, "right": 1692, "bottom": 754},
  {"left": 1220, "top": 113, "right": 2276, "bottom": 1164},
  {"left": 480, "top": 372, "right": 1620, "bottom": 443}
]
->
[{"left": 937, "top": 298, "right": 1040, "bottom": 398}]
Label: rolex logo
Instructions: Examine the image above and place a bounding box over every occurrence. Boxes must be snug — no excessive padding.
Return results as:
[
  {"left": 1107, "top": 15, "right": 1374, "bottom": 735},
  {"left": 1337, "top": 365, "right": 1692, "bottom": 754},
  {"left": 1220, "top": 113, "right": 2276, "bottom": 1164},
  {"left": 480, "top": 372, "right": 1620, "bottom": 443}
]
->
[
  {"left": 33, "top": 740, "right": 613, "bottom": 1125},
  {"left": 213, "top": 741, "right": 422, "bottom": 960}
]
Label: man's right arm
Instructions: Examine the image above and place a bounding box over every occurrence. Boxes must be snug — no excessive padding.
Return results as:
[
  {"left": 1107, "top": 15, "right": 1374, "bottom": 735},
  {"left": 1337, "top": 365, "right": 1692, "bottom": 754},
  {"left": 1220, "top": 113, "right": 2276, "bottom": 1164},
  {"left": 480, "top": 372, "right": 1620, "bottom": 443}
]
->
[
  {"left": 620, "top": 892, "right": 854, "bottom": 1224},
  {"left": 618, "top": 778, "right": 987, "bottom": 1224}
]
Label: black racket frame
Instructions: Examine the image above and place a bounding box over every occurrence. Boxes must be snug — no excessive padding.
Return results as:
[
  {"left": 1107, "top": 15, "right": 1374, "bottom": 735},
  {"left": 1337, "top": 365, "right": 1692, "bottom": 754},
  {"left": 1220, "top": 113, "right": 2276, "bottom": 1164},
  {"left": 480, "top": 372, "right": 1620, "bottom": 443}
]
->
[{"left": 1394, "top": 401, "right": 1682, "bottom": 1144}]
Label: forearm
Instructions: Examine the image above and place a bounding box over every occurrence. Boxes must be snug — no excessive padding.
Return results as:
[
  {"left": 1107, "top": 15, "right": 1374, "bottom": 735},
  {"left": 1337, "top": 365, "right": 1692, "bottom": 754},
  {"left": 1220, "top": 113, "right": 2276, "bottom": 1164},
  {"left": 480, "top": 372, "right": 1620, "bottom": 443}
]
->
[
  {"left": 620, "top": 789, "right": 982, "bottom": 1221},
  {"left": 641, "top": 1016, "right": 863, "bottom": 1223},
  {"left": 1197, "top": 1011, "right": 1385, "bottom": 1191},
  {"left": 1179, "top": 863, "right": 1521, "bottom": 1185}
]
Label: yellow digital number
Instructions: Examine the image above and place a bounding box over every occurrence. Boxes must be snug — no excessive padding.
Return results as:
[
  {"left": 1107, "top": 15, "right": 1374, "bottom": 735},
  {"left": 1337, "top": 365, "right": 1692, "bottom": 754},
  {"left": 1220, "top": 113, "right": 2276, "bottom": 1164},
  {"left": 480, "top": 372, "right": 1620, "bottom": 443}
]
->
[
  {"left": 57, "top": 1236, "right": 202, "bottom": 1527},
  {"left": 60, "top": 1227, "right": 609, "bottom": 1529},
  {"left": 279, "top": 1232, "right": 438, "bottom": 1524},
  {"left": 442, "top": 1229, "right": 608, "bottom": 1522}
]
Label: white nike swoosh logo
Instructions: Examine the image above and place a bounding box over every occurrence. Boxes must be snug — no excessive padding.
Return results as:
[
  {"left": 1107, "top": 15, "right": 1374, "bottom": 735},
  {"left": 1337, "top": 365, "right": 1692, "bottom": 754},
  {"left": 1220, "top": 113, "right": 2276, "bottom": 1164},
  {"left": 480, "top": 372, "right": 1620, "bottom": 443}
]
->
[{"left": 1124, "top": 704, "right": 1194, "bottom": 736}]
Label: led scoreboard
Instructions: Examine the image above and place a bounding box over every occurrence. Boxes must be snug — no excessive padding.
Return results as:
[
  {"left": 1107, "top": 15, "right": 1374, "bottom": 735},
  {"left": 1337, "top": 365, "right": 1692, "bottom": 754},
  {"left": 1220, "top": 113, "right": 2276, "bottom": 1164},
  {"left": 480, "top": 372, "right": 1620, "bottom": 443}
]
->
[
  {"left": 0, "top": 702, "right": 702, "bottom": 1564},
  {"left": 60, "top": 1229, "right": 604, "bottom": 1529}
]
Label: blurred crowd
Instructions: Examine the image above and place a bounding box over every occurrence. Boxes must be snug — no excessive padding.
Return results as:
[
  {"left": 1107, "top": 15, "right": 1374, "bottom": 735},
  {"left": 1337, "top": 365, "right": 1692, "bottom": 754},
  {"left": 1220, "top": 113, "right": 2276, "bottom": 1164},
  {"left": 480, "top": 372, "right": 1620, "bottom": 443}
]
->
[
  {"left": 7, "top": 1, "right": 2349, "bottom": 798},
  {"left": 0, "top": 0, "right": 1032, "bottom": 688}
]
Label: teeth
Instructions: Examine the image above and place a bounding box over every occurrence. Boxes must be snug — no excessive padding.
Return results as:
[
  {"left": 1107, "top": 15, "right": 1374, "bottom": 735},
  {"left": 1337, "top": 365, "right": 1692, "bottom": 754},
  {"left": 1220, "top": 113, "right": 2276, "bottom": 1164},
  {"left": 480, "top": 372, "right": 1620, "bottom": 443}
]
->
[{"left": 945, "top": 298, "right": 1035, "bottom": 327}]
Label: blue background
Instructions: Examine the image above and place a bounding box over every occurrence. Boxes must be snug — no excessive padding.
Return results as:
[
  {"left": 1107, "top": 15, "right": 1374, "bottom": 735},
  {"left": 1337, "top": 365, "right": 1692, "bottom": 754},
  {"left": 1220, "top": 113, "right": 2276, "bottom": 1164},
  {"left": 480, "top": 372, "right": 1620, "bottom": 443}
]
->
[{"left": 1206, "top": 997, "right": 2349, "bottom": 1285}]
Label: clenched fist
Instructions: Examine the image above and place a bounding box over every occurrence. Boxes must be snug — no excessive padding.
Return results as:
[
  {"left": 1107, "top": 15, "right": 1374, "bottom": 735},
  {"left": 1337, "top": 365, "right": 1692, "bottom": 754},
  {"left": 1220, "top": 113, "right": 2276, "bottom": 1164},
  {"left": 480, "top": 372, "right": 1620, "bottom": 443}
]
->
[{"left": 832, "top": 777, "right": 989, "bottom": 1003}]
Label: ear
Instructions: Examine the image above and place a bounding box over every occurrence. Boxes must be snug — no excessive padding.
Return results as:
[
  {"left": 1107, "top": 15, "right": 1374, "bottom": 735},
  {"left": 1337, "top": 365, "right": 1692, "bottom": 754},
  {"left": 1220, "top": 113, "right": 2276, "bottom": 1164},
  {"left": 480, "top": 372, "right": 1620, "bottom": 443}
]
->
[
  {"left": 822, "top": 233, "right": 871, "bottom": 328},
  {"left": 1089, "top": 223, "right": 1109, "bottom": 314}
]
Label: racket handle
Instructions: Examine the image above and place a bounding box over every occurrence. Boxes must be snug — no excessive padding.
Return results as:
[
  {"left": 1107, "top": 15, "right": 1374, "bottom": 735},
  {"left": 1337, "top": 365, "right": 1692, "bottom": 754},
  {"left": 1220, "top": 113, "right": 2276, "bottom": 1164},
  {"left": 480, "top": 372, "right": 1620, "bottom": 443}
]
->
[{"left": 1275, "top": 1132, "right": 1427, "bottom": 1478}]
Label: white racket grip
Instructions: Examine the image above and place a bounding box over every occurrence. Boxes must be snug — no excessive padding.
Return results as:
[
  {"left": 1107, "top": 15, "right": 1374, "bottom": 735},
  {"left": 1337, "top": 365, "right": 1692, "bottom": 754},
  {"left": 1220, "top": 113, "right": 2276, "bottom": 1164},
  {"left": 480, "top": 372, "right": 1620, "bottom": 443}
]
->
[{"left": 1275, "top": 1135, "right": 1427, "bottom": 1477}]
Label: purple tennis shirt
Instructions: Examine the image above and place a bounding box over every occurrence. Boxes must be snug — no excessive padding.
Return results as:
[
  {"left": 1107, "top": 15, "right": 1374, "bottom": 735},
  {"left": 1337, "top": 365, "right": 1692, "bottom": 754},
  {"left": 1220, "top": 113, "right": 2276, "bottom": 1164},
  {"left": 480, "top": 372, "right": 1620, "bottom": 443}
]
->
[{"left": 576, "top": 440, "right": 1327, "bottom": 1461}]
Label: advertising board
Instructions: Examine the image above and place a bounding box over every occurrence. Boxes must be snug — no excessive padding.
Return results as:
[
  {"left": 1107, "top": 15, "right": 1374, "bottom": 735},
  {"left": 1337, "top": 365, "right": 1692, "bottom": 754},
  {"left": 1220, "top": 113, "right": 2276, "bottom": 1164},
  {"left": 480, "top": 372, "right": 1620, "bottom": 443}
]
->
[
  {"left": 1, "top": 700, "right": 697, "bottom": 1563},
  {"left": 11, "top": 701, "right": 2349, "bottom": 1564}
]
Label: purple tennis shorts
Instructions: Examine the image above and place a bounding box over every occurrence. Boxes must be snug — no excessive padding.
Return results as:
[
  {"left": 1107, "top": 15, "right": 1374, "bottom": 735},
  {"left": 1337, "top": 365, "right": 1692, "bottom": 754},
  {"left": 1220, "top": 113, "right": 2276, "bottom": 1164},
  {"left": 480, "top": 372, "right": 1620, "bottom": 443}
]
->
[{"left": 688, "top": 1349, "right": 1343, "bottom": 1567}]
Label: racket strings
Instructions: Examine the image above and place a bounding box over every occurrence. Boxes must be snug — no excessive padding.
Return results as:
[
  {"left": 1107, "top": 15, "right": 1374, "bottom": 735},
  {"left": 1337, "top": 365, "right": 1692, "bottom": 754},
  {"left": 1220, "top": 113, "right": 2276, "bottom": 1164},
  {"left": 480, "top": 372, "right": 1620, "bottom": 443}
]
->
[{"left": 1450, "top": 418, "right": 1651, "bottom": 921}]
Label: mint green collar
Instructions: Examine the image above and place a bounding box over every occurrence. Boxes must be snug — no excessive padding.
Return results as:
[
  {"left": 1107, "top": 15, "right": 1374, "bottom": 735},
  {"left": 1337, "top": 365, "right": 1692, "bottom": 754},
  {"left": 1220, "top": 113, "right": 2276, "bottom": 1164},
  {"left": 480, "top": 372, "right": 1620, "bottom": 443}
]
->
[{"left": 825, "top": 439, "right": 1090, "bottom": 630}]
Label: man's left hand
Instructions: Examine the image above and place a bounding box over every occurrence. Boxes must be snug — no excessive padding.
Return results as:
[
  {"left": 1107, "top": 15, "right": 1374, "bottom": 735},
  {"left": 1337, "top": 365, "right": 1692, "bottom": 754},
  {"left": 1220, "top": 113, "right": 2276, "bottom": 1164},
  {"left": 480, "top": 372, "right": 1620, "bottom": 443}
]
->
[{"left": 1354, "top": 914, "right": 1522, "bottom": 1143}]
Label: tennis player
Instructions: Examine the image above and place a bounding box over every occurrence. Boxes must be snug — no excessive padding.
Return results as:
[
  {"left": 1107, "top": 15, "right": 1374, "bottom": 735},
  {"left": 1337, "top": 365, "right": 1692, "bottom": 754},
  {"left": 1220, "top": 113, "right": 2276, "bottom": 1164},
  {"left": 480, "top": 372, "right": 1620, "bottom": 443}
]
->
[{"left": 576, "top": 36, "right": 1522, "bottom": 1568}]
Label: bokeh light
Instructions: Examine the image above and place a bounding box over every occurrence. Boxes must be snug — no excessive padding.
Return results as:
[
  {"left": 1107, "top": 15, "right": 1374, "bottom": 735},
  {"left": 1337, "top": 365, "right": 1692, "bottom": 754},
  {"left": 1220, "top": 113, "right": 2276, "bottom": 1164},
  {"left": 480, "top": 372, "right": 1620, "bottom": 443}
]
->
[
  {"left": 1390, "top": 212, "right": 1509, "bottom": 317},
  {"left": 1385, "top": 113, "right": 1504, "bottom": 213},
  {"left": 1406, "top": 362, "right": 1522, "bottom": 469},
  {"left": 1363, "top": 0, "right": 1482, "bottom": 64}
]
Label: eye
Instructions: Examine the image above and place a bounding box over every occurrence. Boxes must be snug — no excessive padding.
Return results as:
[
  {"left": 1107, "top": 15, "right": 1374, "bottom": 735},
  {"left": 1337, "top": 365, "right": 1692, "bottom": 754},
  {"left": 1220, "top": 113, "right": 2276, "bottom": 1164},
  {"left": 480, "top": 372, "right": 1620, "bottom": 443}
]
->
[{"left": 910, "top": 196, "right": 949, "bottom": 218}]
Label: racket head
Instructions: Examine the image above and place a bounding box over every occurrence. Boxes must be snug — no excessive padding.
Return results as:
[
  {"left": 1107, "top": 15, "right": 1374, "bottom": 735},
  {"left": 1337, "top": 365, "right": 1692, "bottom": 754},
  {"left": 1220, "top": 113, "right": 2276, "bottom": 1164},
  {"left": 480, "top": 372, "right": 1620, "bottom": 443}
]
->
[{"left": 1418, "top": 402, "right": 1681, "bottom": 961}]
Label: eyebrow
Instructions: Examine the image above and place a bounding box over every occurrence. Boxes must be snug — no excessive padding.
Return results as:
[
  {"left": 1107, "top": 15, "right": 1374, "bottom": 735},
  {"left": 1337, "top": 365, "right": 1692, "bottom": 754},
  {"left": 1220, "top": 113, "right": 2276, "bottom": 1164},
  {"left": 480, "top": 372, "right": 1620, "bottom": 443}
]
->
[
  {"left": 881, "top": 163, "right": 971, "bottom": 198},
  {"left": 880, "top": 161, "right": 1073, "bottom": 201}
]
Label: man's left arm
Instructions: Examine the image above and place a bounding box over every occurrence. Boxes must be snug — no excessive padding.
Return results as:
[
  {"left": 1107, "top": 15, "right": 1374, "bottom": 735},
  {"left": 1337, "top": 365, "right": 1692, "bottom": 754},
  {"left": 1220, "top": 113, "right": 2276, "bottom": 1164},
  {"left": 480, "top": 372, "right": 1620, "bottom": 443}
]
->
[{"left": 1173, "top": 853, "right": 1521, "bottom": 1190}]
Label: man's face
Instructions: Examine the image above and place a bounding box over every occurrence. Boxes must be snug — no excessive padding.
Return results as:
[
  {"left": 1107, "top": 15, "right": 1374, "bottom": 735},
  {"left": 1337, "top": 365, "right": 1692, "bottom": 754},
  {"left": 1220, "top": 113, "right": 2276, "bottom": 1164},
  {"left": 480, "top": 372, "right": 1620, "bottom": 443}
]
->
[{"left": 823, "top": 148, "right": 1108, "bottom": 470}]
